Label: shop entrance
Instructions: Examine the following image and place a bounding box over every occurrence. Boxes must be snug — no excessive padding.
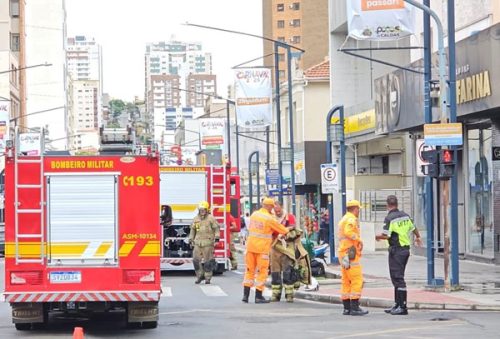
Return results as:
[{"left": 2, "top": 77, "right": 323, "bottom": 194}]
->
[{"left": 466, "top": 126, "right": 494, "bottom": 258}]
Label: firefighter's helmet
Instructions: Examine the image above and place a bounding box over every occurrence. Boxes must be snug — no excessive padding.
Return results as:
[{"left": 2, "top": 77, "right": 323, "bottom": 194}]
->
[{"left": 198, "top": 201, "right": 210, "bottom": 210}]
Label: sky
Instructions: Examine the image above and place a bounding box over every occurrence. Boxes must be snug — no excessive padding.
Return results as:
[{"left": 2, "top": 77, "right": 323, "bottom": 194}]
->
[{"left": 65, "top": 0, "right": 264, "bottom": 101}]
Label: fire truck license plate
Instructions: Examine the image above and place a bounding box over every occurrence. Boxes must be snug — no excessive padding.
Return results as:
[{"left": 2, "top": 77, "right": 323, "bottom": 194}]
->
[{"left": 50, "top": 271, "right": 82, "bottom": 283}]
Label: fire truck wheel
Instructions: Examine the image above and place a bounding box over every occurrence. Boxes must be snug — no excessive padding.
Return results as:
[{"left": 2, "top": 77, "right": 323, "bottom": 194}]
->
[
  {"left": 15, "top": 323, "right": 31, "bottom": 331},
  {"left": 142, "top": 321, "right": 158, "bottom": 329}
]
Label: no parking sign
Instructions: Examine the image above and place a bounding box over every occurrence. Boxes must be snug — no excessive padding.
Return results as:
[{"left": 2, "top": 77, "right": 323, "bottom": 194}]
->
[{"left": 321, "top": 163, "right": 339, "bottom": 194}]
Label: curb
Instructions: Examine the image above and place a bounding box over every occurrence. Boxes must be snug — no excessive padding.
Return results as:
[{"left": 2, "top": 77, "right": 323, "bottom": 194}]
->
[{"left": 294, "top": 291, "right": 500, "bottom": 311}]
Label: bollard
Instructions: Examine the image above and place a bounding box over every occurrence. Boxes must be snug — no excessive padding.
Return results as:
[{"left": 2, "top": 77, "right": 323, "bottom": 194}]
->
[{"left": 73, "top": 326, "right": 84, "bottom": 339}]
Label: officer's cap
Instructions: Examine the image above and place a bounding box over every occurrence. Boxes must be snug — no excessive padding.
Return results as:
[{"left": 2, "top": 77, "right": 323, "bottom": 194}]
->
[
  {"left": 262, "top": 197, "right": 275, "bottom": 206},
  {"left": 346, "top": 200, "right": 361, "bottom": 208}
]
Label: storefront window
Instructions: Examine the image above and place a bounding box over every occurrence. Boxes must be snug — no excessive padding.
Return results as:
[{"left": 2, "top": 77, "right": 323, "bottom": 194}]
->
[{"left": 467, "top": 127, "right": 494, "bottom": 257}]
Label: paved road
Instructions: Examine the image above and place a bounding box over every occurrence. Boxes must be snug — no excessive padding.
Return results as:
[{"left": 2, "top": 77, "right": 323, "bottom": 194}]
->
[{"left": 1, "top": 257, "right": 500, "bottom": 338}]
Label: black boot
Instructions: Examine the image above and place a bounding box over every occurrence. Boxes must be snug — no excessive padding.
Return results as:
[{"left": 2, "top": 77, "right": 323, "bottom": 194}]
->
[
  {"left": 391, "top": 289, "right": 408, "bottom": 315},
  {"left": 384, "top": 287, "right": 398, "bottom": 314},
  {"left": 255, "top": 289, "right": 270, "bottom": 304},
  {"left": 242, "top": 286, "right": 250, "bottom": 303},
  {"left": 350, "top": 299, "right": 369, "bottom": 316},
  {"left": 195, "top": 276, "right": 204, "bottom": 284},
  {"left": 342, "top": 299, "right": 351, "bottom": 315}
]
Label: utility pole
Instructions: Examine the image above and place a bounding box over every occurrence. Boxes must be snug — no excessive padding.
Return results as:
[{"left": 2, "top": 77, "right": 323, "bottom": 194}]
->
[{"left": 404, "top": 0, "right": 458, "bottom": 289}]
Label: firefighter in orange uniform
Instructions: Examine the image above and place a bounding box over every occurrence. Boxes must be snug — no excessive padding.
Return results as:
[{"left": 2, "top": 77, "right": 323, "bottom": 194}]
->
[
  {"left": 338, "top": 200, "right": 368, "bottom": 316},
  {"left": 242, "top": 197, "right": 289, "bottom": 304}
]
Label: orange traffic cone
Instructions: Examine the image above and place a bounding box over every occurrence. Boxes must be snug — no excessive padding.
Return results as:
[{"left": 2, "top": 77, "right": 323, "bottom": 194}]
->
[{"left": 73, "top": 327, "right": 84, "bottom": 339}]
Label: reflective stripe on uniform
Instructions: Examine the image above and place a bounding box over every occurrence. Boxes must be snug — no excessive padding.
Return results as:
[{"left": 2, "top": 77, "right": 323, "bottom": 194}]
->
[{"left": 248, "top": 232, "right": 272, "bottom": 239}]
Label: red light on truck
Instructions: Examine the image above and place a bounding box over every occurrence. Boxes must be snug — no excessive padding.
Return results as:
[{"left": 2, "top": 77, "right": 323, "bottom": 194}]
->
[
  {"left": 10, "top": 271, "right": 43, "bottom": 285},
  {"left": 123, "top": 270, "right": 155, "bottom": 284}
]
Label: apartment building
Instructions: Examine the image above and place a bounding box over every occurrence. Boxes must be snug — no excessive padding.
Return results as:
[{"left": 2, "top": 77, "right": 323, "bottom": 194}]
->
[
  {"left": 262, "top": 0, "right": 329, "bottom": 82},
  {"left": 67, "top": 80, "right": 99, "bottom": 152},
  {"left": 65, "top": 35, "right": 103, "bottom": 152},
  {"left": 0, "top": 0, "right": 21, "bottom": 127},
  {"left": 145, "top": 40, "right": 215, "bottom": 146},
  {"left": 25, "top": 0, "right": 67, "bottom": 149}
]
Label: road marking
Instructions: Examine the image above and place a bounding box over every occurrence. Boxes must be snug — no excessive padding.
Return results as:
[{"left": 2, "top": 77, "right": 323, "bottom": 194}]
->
[
  {"left": 161, "top": 286, "right": 172, "bottom": 297},
  {"left": 328, "top": 321, "right": 465, "bottom": 338},
  {"left": 231, "top": 270, "right": 243, "bottom": 275},
  {"left": 200, "top": 285, "right": 228, "bottom": 297}
]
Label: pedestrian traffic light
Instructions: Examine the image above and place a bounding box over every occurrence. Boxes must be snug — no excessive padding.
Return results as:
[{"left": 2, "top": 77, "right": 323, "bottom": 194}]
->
[
  {"left": 421, "top": 149, "right": 439, "bottom": 178},
  {"left": 439, "top": 149, "right": 456, "bottom": 180}
]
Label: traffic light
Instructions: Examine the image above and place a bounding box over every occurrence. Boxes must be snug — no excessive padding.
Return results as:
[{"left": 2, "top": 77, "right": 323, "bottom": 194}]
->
[
  {"left": 421, "top": 149, "right": 439, "bottom": 178},
  {"left": 421, "top": 148, "right": 456, "bottom": 180},
  {"left": 439, "top": 149, "right": 456, "bottom": 180}
]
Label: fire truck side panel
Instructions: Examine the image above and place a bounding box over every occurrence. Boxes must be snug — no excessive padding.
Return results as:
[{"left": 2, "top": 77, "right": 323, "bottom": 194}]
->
[{"left": 3, "top": 156, "right": 161, "bottom": 326}]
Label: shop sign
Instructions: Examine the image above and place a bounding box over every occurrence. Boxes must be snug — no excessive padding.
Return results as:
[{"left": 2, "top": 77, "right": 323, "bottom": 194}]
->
[
  {"left": 457, "top": 70, "right": 491, "bottom": 105},
  {"left": 331, "top": 109, "right": 376, "bottom": 135}
]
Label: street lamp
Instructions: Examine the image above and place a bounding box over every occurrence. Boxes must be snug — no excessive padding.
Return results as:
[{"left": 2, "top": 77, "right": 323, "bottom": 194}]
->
[
  {"left": 326, "top": 105, "right": 345, "bottom": 263},
  {"left": 184, "top": 23, "right": 304, "bottom": 215},
  {"left": 248, "top": 151, "right": 260, "bottom": 213}
]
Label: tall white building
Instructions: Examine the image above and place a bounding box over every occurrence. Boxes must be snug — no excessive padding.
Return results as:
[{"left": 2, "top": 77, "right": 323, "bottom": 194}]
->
[
  {"left": 144, "top": 40, "right": 215, "bottom": 146},
  {"left": 25, "top": 0, "right": 67, "bottom": 149},
  {"left": 66, "top": 36, "right": 102, "bottom": 86},
  {"left": 67, "top": 80, "right": 99, "bottom": 153},
  {"left": 66, "top": 35, "right": 103, "bottom": 152}
]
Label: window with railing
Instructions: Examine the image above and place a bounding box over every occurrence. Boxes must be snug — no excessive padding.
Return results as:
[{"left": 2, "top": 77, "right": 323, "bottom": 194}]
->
[{"left": 358, "top": 189, "right": 413, "bottom": 223}]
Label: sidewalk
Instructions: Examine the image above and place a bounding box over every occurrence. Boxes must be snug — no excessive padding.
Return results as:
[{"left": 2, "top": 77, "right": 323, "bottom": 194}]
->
[{"left": 296, "top": 251, "right": 500, "bottom": 311}]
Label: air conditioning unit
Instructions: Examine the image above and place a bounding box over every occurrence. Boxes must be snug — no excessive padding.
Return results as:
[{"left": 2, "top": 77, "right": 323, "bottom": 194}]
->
[
  {"left": 289, "top": 20, "right": 295, "bottom": 26},
  {"left": 289, "top": 4, "right": 294, "bottom": 9}
]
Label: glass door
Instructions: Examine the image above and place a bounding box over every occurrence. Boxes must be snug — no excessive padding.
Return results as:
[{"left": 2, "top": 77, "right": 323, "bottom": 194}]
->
[{"left": 466, "top": 126, "right": 494, "bottom": 257}]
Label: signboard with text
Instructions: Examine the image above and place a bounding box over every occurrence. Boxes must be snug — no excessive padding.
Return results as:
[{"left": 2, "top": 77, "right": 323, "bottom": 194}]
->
[
  {"left": 199, "top": 118, "right": 225, "bottom": 150},
  {"left": 346, "top": 0, "right": 415, "bottom": 41},
  {"left": 424, "top": 123, "right": 463, "bottom": 146},
  {"left": 234, "top": 68, "right": 272, "bottom": 128},
  {"left": 321, "top": 163, "right": 339, "bottom": 194},
  {"left": 265, "top": 169, "right": 291, "bottom": 196},
  {"left": 19, "top": 133, "right": 41, "bottom": 155}
]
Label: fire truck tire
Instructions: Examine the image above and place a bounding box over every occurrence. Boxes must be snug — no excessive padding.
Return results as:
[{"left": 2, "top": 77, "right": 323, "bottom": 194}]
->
[
  {"left": 15, "top": 323, "right": 31, "bottom": 331},
  {"left": 142, "top": 321, "right": 158, "bottom": 329}
]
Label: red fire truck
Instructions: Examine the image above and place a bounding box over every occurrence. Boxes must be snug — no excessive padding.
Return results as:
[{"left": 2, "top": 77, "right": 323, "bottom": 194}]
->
[
  {"left": 159, "top": 165, "right": 240, "bottom": 273},
  {"left": 3, "top": 134, "right": 161, "bottom": 330}
]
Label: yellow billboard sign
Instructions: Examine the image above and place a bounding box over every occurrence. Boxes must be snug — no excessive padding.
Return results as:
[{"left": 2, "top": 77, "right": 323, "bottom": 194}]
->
[{"left": 330, "top": 109, "right": 375, "bottom": 135}]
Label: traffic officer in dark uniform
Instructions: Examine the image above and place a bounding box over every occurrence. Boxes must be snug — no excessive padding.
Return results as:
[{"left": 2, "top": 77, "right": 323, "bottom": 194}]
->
[{"left": 376, "top": 195, "right": 422, "bottom": 315}]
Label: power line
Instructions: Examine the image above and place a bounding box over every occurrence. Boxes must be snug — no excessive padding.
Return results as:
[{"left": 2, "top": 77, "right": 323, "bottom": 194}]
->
[{"left": 10, "top": 106, "right": 65, "bottom": 122}]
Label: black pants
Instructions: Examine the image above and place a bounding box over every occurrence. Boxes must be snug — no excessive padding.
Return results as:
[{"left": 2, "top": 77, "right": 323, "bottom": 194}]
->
[
  {"left": 388, "top": 246, "right": 410, "bottom": 289},
  {"left": 319, "top": 228, "right": 329, "bottom": 244}
]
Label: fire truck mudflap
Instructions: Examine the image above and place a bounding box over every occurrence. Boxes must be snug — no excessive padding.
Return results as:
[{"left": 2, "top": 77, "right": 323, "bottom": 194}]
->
[{"left": 3, "top": 138, "right": 161, "bottom": 330}]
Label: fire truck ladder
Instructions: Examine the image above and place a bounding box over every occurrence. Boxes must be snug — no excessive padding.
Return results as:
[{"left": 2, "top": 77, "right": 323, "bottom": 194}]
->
[
  {"left": 13, "top": 127, "right": 45, "bottom": 264},
  {"left": 209, "top": 166, "right": 227, "bottom": 265}
]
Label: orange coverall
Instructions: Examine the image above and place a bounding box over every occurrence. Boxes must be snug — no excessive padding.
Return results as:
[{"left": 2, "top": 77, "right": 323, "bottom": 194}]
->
[
  {"left": 243, "top": 208, "right": 289, "bottom": 291},
  {"left": 337, "top": 211, "right": 364, "bottom": 301}
]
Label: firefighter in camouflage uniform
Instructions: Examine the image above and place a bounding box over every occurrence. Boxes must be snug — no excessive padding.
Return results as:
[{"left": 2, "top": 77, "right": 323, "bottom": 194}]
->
[
  {"left": 189, "top": 201, "right": 220, "bottom": 284},
  {"left": 270, "top": 201, "right": 312, "bottom": 302}
]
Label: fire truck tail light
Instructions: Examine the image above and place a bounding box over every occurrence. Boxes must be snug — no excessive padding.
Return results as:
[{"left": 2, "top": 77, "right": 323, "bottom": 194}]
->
[
  {"left": 10, "top": 271, "right": 43, "bottom": 285},
  {"left": 123, "top": 270, "right": 155, "bottom": 284},
  {"left": 214, "top": 241, "right": 224, "bottom": 250}
]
